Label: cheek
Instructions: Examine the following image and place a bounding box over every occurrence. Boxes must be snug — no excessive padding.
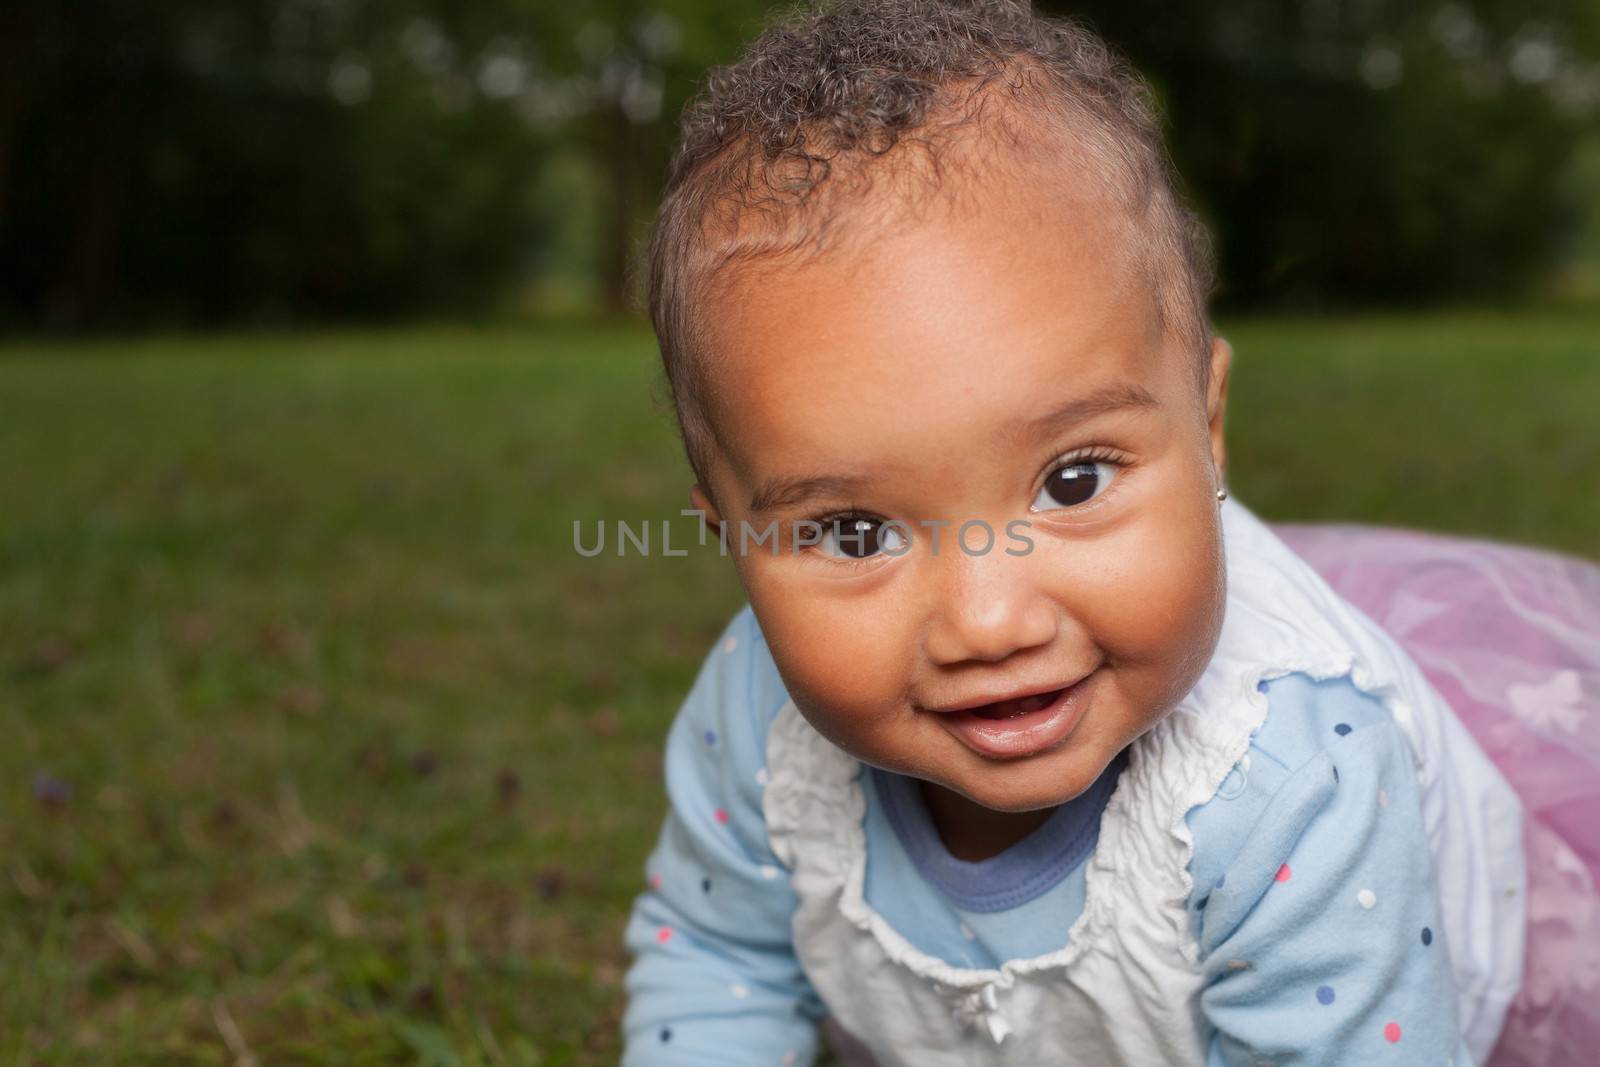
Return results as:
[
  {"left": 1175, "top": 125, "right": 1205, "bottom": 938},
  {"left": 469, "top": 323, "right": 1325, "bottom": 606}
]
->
[
  {"left": 742, "top": 567, "right": 912, "bottom": 747},
  {"left": 1063, "top": 494, "right": 1224, "bottom": 682}
]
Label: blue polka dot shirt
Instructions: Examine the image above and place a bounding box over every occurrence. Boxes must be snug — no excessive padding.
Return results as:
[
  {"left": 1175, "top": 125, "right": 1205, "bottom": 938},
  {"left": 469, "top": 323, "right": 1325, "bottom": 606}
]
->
[{"left": 621, "top": 607, "right": 1469, "bottom": 1065}]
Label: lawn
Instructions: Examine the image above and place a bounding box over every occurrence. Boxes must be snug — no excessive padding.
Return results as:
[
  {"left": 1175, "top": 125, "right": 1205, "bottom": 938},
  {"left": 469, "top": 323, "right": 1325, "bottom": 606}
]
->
[{"left": 1, "top": 310, "right": 1595, "bottom": 1064}]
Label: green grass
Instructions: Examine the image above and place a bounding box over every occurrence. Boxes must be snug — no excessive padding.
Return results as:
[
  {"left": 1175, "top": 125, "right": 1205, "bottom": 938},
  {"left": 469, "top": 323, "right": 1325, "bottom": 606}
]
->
[{"left": 0, "top": 310, "right": 1595, "bottom": 1064}]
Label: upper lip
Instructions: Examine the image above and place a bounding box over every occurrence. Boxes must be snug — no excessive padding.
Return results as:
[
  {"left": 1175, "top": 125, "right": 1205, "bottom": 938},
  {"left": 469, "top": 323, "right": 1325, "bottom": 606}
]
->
[{"left": 925, "top": 669, "right": 1095, "bottom": 715}]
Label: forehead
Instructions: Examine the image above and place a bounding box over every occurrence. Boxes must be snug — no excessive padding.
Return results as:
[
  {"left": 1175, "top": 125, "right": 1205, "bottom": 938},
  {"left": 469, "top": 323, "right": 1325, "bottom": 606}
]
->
[{"left": 697, "top": 166, "right": 1182, "bottom": 503}]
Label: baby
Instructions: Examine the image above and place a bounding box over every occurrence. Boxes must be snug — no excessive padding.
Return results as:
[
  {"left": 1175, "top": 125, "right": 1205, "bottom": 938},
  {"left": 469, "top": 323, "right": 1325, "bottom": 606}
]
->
[{"left": 618, "top": 1, "right": 1534, "bottom": 1063}]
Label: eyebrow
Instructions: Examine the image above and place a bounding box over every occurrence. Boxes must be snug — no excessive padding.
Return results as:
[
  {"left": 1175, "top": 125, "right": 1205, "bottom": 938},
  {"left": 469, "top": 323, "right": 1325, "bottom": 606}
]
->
[
  {"left": 1012, "top": 381, "right": 1161, "bottom": 444},
  {"left": 748, "top": 472, "right": 874, "bottom": 516},
  {"left": 746, "top": 382, "right": 1160, "bottom": 516}
]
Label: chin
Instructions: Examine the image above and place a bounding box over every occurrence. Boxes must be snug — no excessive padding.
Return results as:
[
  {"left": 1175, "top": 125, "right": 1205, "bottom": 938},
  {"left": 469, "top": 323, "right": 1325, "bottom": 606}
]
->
[{"left": 953, "top": 763, "right": 1095, "bottom": 813}]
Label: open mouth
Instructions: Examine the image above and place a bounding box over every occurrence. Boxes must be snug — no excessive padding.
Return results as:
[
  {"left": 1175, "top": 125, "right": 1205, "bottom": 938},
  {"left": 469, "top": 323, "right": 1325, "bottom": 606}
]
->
[
  {"left": 935, "top": 671, "right": 1097, "bottom": 761},
  {"left": 967, "top": 687, "right": 1069, "bottom": 720}
]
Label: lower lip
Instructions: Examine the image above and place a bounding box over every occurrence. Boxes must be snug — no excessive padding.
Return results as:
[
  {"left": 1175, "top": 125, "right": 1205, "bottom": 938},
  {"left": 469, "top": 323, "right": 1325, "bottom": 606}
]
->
[{"left": 938, "top": 672, "right": 1096, "bottom": 761}]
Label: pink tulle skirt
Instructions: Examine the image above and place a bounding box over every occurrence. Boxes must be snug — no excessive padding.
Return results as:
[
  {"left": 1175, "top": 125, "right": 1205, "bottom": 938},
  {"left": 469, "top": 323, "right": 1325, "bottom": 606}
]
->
[{"left": 1274, "top": 521, "right": 1600, "bottom": 1067}]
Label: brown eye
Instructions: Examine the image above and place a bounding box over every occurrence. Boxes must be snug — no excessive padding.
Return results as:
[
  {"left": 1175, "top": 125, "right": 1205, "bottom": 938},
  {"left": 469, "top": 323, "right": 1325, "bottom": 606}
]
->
[
  {"left": 820, "top": 516, "right": 906, "bottom": 559},
  {"left": 1033, "top": 461, "right": 1115, "bottom": 511}
]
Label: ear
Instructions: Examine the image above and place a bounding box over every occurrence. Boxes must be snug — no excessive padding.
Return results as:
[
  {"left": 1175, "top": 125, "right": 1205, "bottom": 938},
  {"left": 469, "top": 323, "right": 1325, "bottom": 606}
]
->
[
  {"left": 689, "top": 483, "right": 723, "bottom": 539},
  {"left": 1205, "top": 336, "right": 1232, "bottom": 489}
]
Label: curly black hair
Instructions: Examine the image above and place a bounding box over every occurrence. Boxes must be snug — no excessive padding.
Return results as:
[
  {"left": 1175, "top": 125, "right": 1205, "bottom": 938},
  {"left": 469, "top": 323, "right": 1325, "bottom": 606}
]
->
[{"left": 647, "top": 0, "right": 1214, "bottom": 493}]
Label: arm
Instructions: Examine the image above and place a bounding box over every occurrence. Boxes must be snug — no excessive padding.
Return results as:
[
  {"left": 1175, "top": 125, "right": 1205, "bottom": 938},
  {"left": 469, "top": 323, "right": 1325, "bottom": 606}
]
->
[
  {"left": 1194, "top": 714, "right": 1472, "bottom": 1065},
  {"left": 621, "top": 607, "right": 825, "bottom": 1065}
]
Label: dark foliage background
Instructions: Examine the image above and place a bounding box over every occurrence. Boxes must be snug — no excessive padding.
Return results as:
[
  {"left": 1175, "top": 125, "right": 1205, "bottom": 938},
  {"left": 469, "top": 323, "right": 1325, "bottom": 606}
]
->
[
  {"left": 1080, "top": 0, "right": 1599, "bottom": 305},
  {"left": 2, "top": 1, "right": 1597, "bottom": 323}
]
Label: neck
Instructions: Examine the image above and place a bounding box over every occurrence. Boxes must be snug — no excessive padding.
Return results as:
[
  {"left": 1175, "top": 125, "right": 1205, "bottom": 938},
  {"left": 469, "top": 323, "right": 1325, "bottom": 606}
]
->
[{"left": 917, "top": 780, "right": 1057, "bottom": 862}]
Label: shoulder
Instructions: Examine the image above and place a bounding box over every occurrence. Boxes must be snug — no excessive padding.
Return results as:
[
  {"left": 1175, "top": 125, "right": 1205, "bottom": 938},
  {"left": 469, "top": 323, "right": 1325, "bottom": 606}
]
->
[
  {"left": 1185, "top": 670, "right": 1412, "bottom": 911},
  {"left": 1249, "top": 671, "right": 1395, "bottom": 773},
  {"left": 674, "top": 604, "right": 792, "bottom": 751},
  {"left": 663, "top": 605, "right": 794, "bottom": 843},
  {"left": 1189, "top": 682, "right": 1461, "bottom": 1062}
]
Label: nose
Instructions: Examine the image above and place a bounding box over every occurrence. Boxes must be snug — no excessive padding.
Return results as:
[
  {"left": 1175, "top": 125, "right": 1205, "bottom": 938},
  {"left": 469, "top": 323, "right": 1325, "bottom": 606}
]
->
[{"left": 922, "top": 547, "right": 1060, "bottom": 666}]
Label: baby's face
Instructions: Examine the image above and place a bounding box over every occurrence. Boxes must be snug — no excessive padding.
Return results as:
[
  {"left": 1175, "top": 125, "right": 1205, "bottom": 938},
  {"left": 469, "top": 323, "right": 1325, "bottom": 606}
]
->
[{"left": 693, "top": 166, "right": 1232, "bottom": 815}]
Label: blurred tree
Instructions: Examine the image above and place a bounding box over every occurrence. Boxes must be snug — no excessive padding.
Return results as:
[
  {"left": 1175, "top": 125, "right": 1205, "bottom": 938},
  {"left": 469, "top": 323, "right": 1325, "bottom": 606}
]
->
[
  {"left": 0, "top": 0, "right": 552, "bottom": 327},
  {"left": 1048, "top": 0, "right": 1600, "bottom": 307},
  {"left": 0, "top": 0, "right": 1594, "bottom": 329},
  {"left": 525, "top": 1, "right": 771, "bottom": 313}
]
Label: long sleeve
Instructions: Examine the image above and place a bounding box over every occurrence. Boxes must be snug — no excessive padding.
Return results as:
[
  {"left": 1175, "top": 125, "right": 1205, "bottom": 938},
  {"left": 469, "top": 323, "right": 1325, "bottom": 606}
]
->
[
  {"left": 621, "top": 607, "right": 825, "bottom": 1066},
  {"left": 1189, "top": 678, "right": 1471, "bottom": 1065}
]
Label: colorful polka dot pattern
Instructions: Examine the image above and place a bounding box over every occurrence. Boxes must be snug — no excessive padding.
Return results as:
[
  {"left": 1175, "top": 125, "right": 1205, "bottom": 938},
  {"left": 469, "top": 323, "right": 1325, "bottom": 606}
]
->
[
  {"left": 1255, "top": 745, "right": 1446, "bottom": 1056},
  {"left": 627, "top": 619, "right": 839, "bottom": 1061},
  {"left": 645, "top": 850, "right": 809, "bottom": 1057}
]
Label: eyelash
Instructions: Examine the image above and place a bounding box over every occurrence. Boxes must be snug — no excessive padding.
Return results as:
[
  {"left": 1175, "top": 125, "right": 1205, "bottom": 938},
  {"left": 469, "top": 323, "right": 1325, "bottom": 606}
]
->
[
  {"left": 1037, "top": 445, "right": 1129, "bottom": 506},
  {"left": 801, "top": 445, "right": 1130, "bottom": 568},
  {"left": 803, "top": 502, "right": 883, "bottom": 571}
]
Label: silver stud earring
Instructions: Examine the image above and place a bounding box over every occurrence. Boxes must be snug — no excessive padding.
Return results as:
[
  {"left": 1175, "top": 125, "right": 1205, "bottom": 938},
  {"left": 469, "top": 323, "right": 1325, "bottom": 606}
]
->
[{"left": 1216, "top": 486, "right": 1228, "bottom": 501}]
